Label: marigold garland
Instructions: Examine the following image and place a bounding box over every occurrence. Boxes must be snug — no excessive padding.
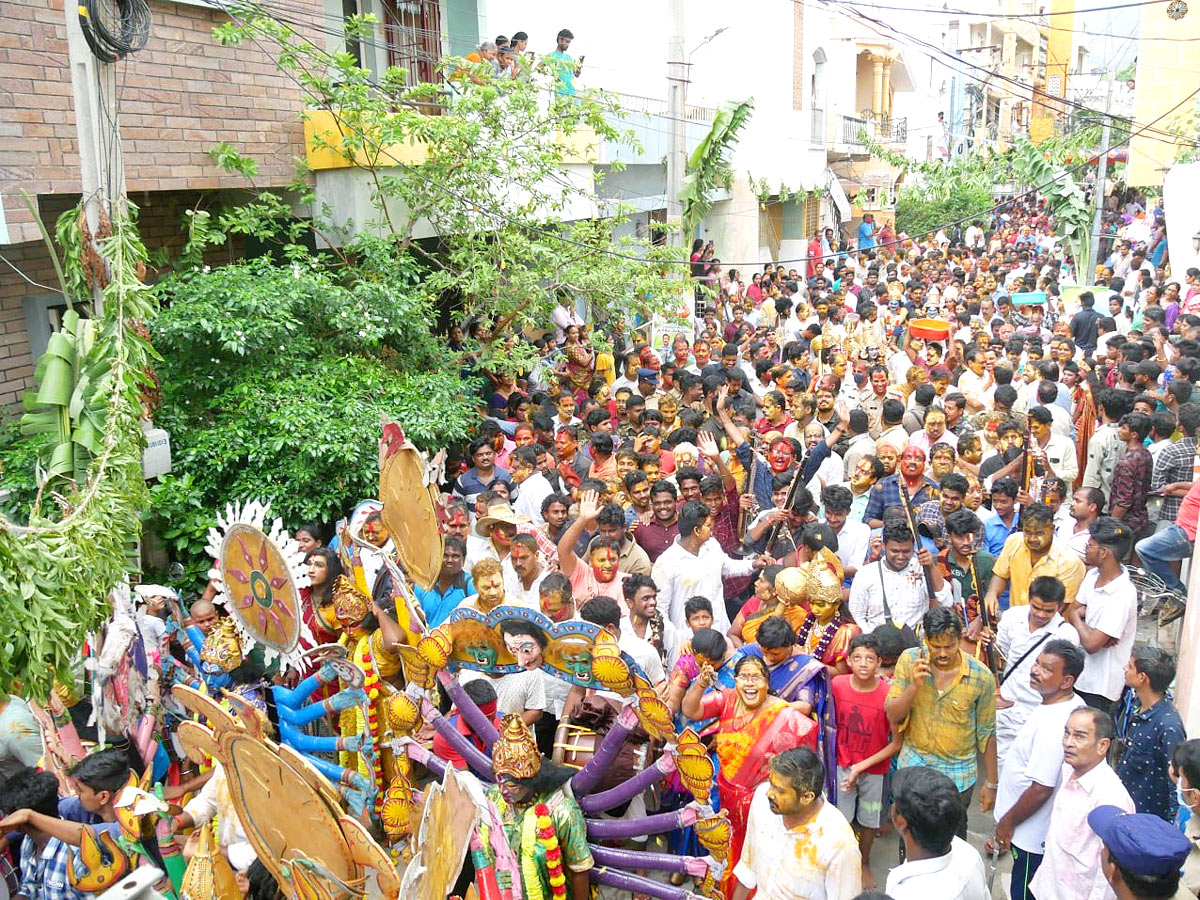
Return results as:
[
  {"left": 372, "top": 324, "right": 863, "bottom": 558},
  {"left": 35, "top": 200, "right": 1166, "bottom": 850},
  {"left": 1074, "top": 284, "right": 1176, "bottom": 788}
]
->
[
  {"left": 356, "top": 638, "right": 385, "bottom": 816},
  {"left": 535, "top": 804, "right": 567, "bottom": 899}
]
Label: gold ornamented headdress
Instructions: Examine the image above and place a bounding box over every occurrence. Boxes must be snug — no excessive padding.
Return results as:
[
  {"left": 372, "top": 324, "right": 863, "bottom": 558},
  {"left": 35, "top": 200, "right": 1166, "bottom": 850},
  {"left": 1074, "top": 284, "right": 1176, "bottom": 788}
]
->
[
  {"left": 201, "top": 618, "right": 244, "bottom": 673},
  {"left": 332, "top": 574, "right": 372, "bottom": 626},
  {"left": 491, "top": 714, "right": 541, "bottom": 781}
]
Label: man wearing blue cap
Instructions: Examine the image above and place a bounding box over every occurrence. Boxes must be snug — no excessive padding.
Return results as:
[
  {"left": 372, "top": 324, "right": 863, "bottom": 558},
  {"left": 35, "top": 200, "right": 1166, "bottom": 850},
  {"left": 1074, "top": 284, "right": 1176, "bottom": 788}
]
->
[
  {"left": 1089, "top": 805, "right": 1191, "bottom": 900},
  {"left": 636, "top": 368, "right": 661, "bottom": 411}
]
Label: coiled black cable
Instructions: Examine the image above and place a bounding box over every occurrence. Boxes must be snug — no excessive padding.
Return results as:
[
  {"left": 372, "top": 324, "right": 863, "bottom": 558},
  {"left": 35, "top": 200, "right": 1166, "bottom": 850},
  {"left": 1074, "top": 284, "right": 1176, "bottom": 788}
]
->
[{"left": 78, "top": 0, "right": 152, "bottom": 62}]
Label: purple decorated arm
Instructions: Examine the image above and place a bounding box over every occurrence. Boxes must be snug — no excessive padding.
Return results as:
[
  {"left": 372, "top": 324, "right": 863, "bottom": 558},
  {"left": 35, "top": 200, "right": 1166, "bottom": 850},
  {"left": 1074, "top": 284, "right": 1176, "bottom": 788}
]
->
[
  {"left": 401, "top": 738, "right": 449, "bottom": 781},
  {"left": 578, "top": 752, "right": 676, "bottom": 815},
  {"left": 589, "top": 845, "right": 709, "bottom": 877},
  {"left": 584, "top": 804, "right": 699, "bottom": 840},
  {"left": 421, "top": 698, "right": 495, "bottom": 782},
  {"left": 437, "top": 670, "right": 501, "bottom": 751},
  {"left": 590, "top": 866, "right": 704, "bottom": 900},
  {"left": 570, "top": 704, "right": 638, "bottom": 796}
]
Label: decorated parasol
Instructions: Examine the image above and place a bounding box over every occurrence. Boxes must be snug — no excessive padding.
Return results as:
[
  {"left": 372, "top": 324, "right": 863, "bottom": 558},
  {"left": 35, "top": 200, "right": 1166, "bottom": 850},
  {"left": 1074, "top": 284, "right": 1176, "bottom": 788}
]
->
[{"left": 206, "top": 500, "right": 312, "bottom": 673}]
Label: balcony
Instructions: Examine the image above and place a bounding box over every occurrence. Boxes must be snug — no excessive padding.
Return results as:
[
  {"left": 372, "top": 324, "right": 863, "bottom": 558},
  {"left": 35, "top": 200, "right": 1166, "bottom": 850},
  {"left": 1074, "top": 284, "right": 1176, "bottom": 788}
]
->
[{"left": 840, "top": 112, "right": 908, "bottom": 148}]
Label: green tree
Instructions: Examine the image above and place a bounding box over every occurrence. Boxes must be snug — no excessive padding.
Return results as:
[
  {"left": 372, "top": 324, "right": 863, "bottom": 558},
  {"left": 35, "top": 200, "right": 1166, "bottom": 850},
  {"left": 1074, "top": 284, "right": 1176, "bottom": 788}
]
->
[
  {"left": 146, "top": 253, "right": 478, "bottom": 585},
  {"left": 210, "top": 6, "right": 689, "bottom": 371}
]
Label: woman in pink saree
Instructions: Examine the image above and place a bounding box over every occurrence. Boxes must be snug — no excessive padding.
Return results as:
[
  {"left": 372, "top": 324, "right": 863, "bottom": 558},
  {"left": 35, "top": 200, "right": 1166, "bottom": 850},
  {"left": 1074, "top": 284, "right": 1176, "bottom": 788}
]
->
[{"left": 681, "top": 653, "right": 817, "bottom": 887}]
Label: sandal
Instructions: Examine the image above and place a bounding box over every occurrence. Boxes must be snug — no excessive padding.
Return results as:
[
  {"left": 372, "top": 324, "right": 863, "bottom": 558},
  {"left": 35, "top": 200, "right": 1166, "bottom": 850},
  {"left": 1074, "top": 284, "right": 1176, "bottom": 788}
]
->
[{"left": 1158, "top": 596, "right": 1187, "bottom": 627}]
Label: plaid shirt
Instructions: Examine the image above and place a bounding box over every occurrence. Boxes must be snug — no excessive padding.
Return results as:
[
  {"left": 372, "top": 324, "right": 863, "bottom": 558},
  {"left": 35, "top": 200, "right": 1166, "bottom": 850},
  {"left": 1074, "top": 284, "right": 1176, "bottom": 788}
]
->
[
  {"left": 1151, "top": 437, "right": 1198, "bottom": 524},
  {"left": 889, "top": 648, "right": 997, "bottom": 791},
  {"left": 863, "top": 474, "right": 938, "bottom": 525},
  {"left": 1111, "top": 445, "right": 1153, "bottom": 535}
]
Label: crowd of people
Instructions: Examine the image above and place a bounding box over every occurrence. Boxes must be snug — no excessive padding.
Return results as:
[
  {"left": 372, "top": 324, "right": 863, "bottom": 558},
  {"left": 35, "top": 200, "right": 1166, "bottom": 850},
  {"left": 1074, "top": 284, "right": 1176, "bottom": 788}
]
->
[
  {"left": 435, "top": 193, "right": 1200, "bottom": 898},
  {"left": 2, "top": 193, "right": 1200, "bottom": 900}
]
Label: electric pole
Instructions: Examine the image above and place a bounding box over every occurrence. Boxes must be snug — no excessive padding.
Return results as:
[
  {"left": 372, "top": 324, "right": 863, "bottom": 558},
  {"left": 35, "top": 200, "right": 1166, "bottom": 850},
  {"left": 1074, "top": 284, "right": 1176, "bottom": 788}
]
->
[
  {"left": 1088, "top": 77, "right": 1113, "bottom": 278},
  {"left": 666, "top": 0, "right": 686, "bottom": 247},
  {"left": 63, "top": 1, "right": 126, "bottom": 315}
]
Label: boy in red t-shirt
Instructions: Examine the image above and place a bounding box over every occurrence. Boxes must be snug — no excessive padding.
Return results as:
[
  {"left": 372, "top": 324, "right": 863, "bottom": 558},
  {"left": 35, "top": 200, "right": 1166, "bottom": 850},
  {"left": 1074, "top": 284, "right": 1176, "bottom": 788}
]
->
[{"left": 832, "top": 633, "right": 903, "bottom": 890}]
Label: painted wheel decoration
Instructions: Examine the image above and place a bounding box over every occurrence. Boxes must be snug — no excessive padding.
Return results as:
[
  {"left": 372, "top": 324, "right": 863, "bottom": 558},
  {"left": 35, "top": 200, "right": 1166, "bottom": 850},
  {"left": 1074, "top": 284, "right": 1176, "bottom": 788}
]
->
[{"left": 207, "top": 500, "right": 311, "bottom": 672}]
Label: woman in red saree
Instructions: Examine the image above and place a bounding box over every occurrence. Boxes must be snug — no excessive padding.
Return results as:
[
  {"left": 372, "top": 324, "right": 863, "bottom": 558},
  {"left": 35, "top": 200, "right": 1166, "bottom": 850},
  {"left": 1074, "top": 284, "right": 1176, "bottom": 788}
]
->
[{"left": 680, "top": 653, "right": 816, "bottom": 887}]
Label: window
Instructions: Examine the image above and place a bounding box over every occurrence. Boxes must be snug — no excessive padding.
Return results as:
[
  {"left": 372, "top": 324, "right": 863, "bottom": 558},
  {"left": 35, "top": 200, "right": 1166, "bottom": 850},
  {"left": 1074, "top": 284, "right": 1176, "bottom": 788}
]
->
[{"left": 381, "top": 0, "right": 442, "bottom": 87}]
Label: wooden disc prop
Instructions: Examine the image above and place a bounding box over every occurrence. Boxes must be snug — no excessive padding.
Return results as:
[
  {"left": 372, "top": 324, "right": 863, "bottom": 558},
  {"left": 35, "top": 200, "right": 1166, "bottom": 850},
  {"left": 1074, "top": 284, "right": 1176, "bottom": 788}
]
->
[
  {"left": 219, "top": 523, "right": 304, "bottom": 655},
  {"left": 175, "top": 720, "right": 220, "bottom": 766},
  {"left": 908, "top": 318, "right": 951, "bottom": 341},
  {"left": 378, "top": 445, "right": 443, "bottom": 591},
  {"left": 219, "top": 731, "right": 358, "bottom": 888},
  {"left": 399, "top": 769, "right": 477, "bottom": 900},
  {"left": 171, "top": 686, "right": 238, "bottom": 731}
]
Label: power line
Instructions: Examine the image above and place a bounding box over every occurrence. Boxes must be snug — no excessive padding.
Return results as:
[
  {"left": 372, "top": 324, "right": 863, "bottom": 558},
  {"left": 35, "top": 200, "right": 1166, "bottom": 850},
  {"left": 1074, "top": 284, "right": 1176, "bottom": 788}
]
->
[
  {"left": 201, "top": 0, "right": 1200, "bottom": 270},
  {"left": 0, "top": 251, "right": 64, "bottom": 294},
  {"left": 837, "top": 0, "right": 1170, "bottom": 19},
  {"left": 824, "top": 0, "right": 1200, "bottom": 149}
]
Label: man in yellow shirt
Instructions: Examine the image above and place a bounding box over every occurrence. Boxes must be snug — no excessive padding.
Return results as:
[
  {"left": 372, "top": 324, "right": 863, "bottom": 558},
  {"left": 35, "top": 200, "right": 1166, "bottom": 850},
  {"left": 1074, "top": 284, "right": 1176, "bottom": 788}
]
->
[
  {"left": 983, "top": 502, "right": 1085, "bottom": 616},
  {"left": 886, "top": 607, "right": 998, "bottom": 838}
]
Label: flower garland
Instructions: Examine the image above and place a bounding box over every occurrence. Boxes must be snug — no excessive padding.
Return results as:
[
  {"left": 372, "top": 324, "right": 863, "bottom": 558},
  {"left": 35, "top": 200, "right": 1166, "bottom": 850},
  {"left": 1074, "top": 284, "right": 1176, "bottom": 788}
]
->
[
  {"left": 536, "top": 804, "right": 567, "bottom": 899},
  {"left": 354, "top": 636, "right": 385, "bottom": 817},
  {"left": 797, "top": 614, "right": 840, "bottom": 664},
  {"left": 518, "top": 803, "right": 566, "bottom": 900}
]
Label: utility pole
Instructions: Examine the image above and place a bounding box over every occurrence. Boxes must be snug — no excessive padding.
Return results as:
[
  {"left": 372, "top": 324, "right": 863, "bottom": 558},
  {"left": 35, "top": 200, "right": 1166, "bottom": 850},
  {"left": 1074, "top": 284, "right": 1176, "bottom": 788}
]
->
[
  {"left": 63, "top": 2, "right": 126, "bottom": 315},
  {"left": 665, "top": 0, "right": 686, "bottom": 247},
  {"left": 1088, "top": 76, "right": 1113, "bottom": 278}
]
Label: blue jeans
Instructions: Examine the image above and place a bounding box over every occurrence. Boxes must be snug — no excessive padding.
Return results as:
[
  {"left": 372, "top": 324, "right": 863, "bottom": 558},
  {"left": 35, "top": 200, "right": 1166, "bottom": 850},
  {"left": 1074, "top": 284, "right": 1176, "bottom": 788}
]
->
[{"left": 1135, "top": 524, "right": 1192, "bottom": 595}]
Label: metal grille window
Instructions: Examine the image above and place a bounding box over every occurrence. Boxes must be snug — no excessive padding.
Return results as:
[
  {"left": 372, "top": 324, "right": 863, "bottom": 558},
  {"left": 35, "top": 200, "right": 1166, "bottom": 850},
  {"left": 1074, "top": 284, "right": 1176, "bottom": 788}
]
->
[{"left": 381, "top": 0, "right": 442, "bottom": 87}]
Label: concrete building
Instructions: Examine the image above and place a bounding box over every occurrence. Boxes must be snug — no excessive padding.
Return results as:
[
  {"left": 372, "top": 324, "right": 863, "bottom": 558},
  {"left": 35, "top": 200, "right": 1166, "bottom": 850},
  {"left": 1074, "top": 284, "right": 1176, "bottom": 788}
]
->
[{"left": 1128, "top": 1, "right": 1200, "bottom": 188}]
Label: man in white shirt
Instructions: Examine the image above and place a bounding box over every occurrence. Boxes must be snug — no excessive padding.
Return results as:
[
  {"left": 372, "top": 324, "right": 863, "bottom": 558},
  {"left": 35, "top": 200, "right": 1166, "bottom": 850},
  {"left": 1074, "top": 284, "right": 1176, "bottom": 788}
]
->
[
  {"left": 620, "top": 572, "right": 680, "bottom": 670},
  {"left": 652, "top": 499, "right": 768, "bottom": 635},
  {"left": 575, "top": 595, "right": 666, "bottom": 696},
  {"left": 991, "top": 640, "right": 1088, "bottom": 900},
  {"left": 1029, "top": 707, "right": 1134, "bottom": 900},
  {"left": 510, "top": 446, "right": 554, "bottom": 526},
  {"left": 501, "top": 534, "right": 547, "bottom": 609},
  {"left": 848, "top": 519, "right": 951, "bottom": 633},
  {"left": 732, "top": 747, "right": 861, "bottom": 900},
  {"left": 1028, "top": 406, "right": 1079, "bottom": 484},
  {"left": 957, "top": 349, "right": 994, "bottom": 414},
  {"left": 886, "top": 766, "right": 988, "bottom": 900},
  {"left": 992, "top": 576, "right": 1081, "bottom": 761},
  {"left": 821, "top": 485, "right": 871, "bottom": 581},
  {"left": 1067, "top": 517, "right": 1139, "bottom": 710}
]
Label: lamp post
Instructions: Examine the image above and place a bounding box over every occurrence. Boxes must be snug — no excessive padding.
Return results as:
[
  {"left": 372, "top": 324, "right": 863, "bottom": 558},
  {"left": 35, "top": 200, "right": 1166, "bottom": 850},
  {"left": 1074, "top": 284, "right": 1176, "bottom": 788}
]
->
[{"left": 1192, "top": 230, "right": 1200, "bottom": 252}]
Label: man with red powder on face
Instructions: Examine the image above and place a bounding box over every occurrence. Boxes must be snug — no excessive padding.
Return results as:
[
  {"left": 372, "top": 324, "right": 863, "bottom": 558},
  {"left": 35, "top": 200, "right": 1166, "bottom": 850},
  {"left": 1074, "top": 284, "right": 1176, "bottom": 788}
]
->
[
  {"left": 862, "top": 446, "right": 940, "bottom": 529},
  {"left": 716, "top": 386, "right": 849, "bottom": 514},
  {"left": 555, "top": 424, "right": 591, "bottom": 489},
  {"left": 556, "top": 489, "right": 631, "bottom": 611}
]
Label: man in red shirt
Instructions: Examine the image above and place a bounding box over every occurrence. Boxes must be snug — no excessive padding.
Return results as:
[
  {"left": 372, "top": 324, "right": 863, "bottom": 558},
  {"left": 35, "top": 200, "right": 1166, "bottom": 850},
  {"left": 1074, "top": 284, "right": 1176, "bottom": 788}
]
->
[
  {"left": 1135, "top": 477, "right": 1200, "bottom": 624},
  {"left": 432, "top": 679, "right": 501, "bottom": 769}
]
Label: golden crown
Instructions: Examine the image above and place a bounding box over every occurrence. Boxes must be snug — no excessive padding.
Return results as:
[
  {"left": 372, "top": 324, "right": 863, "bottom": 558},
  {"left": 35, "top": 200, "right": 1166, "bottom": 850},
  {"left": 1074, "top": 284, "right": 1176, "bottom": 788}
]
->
[
  {"left": 332, "top": 574, "right": 372, "bottom": 625},
  {"left": 491, "top": 714, "right": 541, "bottom": 781},
  {"left": 200, "top": 618, "right": 243, "bottom": 673}
]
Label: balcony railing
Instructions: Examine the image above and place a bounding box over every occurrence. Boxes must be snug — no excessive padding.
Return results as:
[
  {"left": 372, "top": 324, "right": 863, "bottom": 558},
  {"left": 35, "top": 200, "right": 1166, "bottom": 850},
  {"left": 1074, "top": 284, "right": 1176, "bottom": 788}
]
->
[
  {"left": 841, "top": 112, "right": 908, "bottom": 147},
  {"left": 609, "top": 92, "right": 717, "bottom": 124},
  {"left": 843, "top": 115, "right": 866, "bottom": 145},
  {"left": 811, "top": 107, "right": 826, "bottom": 145}
]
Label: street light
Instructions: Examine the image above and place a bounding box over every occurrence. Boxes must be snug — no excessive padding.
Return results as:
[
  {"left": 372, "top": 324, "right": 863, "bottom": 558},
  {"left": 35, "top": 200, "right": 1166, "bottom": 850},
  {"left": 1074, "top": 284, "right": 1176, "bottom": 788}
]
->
[
  {"left": 688, "top": 27, "right": 729, "bottom": 64},
  {"left": 1193, "top": 230, "right": 1200, "bottom": 252}
]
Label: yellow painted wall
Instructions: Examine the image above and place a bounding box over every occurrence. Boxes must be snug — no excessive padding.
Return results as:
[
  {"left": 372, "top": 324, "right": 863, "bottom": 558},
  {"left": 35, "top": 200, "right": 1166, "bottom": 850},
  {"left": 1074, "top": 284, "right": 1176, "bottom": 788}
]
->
[
  {"left": 1031, "top": 0, "right": 1072, "bottom": 144},
  {"left": 1128, "top": 4, "right": 1200, "bottom": 187}
]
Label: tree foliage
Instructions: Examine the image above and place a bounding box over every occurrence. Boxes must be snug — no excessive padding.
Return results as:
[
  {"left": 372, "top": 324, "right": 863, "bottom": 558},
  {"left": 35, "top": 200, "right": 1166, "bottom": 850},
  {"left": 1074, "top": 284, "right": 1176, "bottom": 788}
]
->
[
  {"left": 0, "top": 203, "right": 156, "bottom": 699},
  {"left": 147, "top": 254, "right": 479, "bottom": 585},
  {"left": 210, "top": 6, "right": 689, "bottom": 371},
  {"left": 681, "top": 100, "right": 754, "bottom": 239}
]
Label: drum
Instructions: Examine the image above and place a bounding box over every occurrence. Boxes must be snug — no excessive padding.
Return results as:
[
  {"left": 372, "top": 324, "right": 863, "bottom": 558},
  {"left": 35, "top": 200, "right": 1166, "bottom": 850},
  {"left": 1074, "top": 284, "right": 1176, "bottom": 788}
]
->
[
  {"left": 552, "top": 722, "right": 649, "bottom": 795},
  {"left": 908, "top": 318, "right": 951, "bottom": 341}
]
